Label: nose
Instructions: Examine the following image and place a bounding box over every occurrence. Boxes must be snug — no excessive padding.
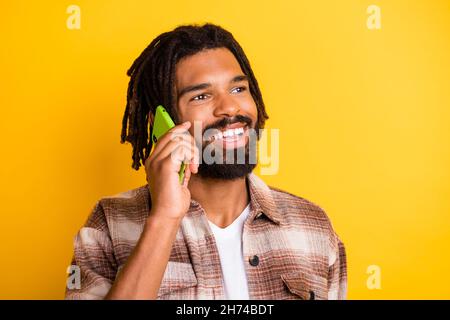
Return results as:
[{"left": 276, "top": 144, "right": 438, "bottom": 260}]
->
[{"left": 213, "top": 92, "right": 240, "bottom": 118}]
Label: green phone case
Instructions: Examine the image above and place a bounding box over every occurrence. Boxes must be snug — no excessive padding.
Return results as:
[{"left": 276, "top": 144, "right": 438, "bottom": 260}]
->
[{"left": 151, "top": 105, "right": 186, "bottom": 183}]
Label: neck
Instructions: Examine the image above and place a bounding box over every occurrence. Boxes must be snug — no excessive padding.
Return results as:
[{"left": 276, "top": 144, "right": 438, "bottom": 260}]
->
[{"left": 188, "top": 173, "right": 250, "bottom": 228}]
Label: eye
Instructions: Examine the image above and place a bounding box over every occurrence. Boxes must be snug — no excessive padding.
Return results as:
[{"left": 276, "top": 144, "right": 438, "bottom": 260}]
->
[
  {"left": 231, "top": 86, "right": 247, "bottom": 93},
  {"left": 192, "top": 94, "right": 208, "bottom": 101}
]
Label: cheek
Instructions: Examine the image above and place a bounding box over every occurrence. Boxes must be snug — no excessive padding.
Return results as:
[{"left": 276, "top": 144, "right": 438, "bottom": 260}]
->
[
  {"left": 178, "top": 106, "right": 210, "bottom": 135},
  {"left": 241, "top": 97, "right": 258, "bottom": 121},
  {"left": 177, "top": 104, "right": 198, "bottom": 126},
  {"left": 176, "top": 104, "right": 188, "bottom": 123}
]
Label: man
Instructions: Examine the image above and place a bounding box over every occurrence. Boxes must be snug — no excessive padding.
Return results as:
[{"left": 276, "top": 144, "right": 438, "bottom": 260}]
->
[{"left": 65, "top": 23, "right": 347, "bottom": 300}]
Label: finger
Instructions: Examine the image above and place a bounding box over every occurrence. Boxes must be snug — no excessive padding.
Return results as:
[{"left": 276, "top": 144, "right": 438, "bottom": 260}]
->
[
  {"left": 190, "top": 145, "right": 200, "bottom": 174},
  {"left": 156, "top": 140, "right": 196, "bottom": 163},
  {"left": 154, "top": 129, "right": 199, "bottom": 163},
  {"left": 168, "top": 121, "right": 191, "bottom": 133},
  {"left": 182, "top": 166, "right": 191, "bottom": 187},
  {"left": 151, "top": 123, "right": 192, "bottom": 159},
  {"left": 153, "top": 121, "right": 191, "bottom": 148},
  {"left": 189, "top": 163, "right": 196, "bottom": 175},
  {"left": 161, "top": 144, "right": 195, "bottom": 174}
]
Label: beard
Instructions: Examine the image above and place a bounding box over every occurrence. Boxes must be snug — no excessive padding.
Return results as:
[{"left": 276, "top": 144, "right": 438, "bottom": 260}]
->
[
  {"left": 197, "top": 144, "right": 257, "bottom": 180},
  {"left": 195, "top": 114, "right": 259, "bottom": 180}
]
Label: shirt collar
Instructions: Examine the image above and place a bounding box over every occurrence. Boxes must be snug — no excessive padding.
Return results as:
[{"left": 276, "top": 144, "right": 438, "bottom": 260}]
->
[
  {"left": 186, "top": 172, "right": 282, "bottom": 225},
  {"left": 246, "top": 173, "right": 282, "bottom": 225}
]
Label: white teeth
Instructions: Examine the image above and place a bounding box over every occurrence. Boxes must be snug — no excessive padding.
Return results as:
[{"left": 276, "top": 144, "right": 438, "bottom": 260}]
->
[{"left": 210, "top": 127, "right": 245, "bottom": 141}]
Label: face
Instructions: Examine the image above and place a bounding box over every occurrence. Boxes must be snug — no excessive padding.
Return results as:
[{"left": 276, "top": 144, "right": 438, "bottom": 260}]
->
[{"left": 175, "top": 47, "right": 258, "bottom": 179}]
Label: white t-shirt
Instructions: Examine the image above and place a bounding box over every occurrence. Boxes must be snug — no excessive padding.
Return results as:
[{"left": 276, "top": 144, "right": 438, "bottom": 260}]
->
[{"left": 208, "top": 203, "right": 251, "bottom": 300}]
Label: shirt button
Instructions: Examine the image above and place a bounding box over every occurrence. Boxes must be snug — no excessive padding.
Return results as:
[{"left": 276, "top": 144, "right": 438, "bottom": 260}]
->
[{"left": 249, "top": 255, "right": 259, "bottom": 266}]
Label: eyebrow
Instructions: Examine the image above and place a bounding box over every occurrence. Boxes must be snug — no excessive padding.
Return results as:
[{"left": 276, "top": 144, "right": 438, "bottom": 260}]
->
[{"left": 177, "top": 74, "right": 248, "bottom": 99}]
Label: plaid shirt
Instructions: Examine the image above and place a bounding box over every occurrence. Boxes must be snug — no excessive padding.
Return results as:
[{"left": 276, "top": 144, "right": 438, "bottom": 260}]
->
[{"left": 65, "top": 173, "right": 347, "bottom": 300}]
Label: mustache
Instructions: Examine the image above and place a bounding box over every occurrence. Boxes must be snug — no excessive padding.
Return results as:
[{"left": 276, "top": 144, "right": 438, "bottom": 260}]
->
[{"left": 203, "top": 115, "right": 253, "bottom": 134}]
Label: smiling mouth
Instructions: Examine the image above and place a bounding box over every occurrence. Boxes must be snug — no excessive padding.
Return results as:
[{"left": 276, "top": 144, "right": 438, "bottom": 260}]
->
[{"left": 206, "top": 124, "right": 247, "bottom": 142}]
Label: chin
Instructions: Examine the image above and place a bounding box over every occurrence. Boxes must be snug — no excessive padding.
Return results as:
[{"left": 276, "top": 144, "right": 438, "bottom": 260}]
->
[{"left": 197, "top": 163, "right": 256, "bottom": 180}]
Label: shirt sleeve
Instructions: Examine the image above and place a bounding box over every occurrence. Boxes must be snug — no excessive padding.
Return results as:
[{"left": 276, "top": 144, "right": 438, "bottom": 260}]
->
[
  {"left": 65, "top": 201, "right": 118, "bottom": 300},
  {"left": 327, "top": 233, "right": 348, "bottom": 300}
]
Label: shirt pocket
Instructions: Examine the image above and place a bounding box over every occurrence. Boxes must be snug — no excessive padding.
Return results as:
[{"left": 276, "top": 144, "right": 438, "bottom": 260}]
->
[
  {"left": 280, "top": 271, "right": 328, "bottom": 300},
  {"left": 157, "top": 261, "right": 198, "bottom": 299}
]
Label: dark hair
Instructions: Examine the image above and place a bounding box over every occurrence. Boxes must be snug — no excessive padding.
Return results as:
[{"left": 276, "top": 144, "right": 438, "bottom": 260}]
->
[{"left": 120, "top": 23, "right": 269, "bottom": 170}]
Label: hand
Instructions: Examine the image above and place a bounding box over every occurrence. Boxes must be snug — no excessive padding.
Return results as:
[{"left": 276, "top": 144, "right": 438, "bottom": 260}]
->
[{"left": 145, "top": 121, "right": 200, "bottom": 221}]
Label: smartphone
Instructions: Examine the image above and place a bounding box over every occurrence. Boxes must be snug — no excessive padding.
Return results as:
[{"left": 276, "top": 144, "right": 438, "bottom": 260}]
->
[{"left": 151, "top": 105, "right": 186, "bottom": 184}]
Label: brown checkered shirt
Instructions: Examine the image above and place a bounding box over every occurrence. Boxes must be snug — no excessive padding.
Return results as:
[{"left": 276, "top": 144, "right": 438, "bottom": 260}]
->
[{"left": 65, "top": 173, "right": 347, "bottom": 300}]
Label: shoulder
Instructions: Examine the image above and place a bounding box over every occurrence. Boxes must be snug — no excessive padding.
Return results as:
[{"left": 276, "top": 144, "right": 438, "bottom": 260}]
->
[
  {"left": 98, "top": 185, "right": 150, "bottom": 212},
  {"left": 268, "top": 185, "right": 337, "bottom": 237},
  {"left": 84, "top": 185, "right": 150, "bottom": 233},
  {"left": 267, "top": 185, "right": 344, "bottom": 265}
]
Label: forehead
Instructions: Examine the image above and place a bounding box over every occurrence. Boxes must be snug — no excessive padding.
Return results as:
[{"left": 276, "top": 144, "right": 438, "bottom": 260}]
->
[{"left": 175, "top": 48, "right": 244, "bottom": 87}]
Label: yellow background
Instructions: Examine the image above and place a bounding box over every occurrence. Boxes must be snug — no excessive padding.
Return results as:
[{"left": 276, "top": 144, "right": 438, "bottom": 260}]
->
[{"left": 1, "top": 0, "right": 449, "bottom": 299}]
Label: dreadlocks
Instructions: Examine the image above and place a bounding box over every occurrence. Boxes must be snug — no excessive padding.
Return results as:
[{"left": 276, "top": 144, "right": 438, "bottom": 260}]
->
[{"left": 120, "top": 23, "right": 269, "bottom": 170}]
